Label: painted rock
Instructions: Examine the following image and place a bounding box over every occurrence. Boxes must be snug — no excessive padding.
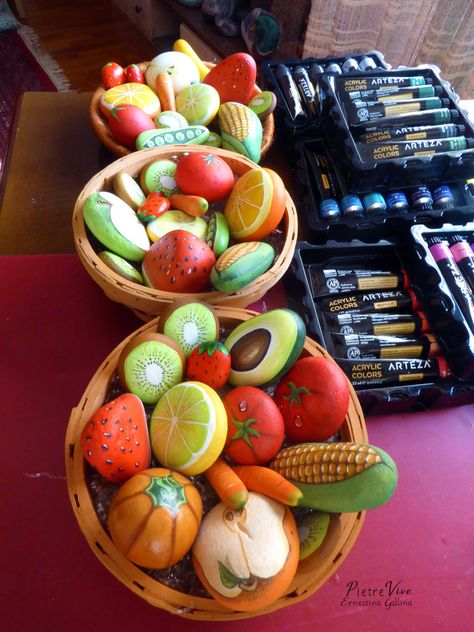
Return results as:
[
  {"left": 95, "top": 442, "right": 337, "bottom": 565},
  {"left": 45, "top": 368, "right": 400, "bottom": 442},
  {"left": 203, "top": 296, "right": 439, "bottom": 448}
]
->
[
  {"left": 205, "top": 131, "right": 222, "bottom": 147},
  {"left": 247, "top": 91, "right": 277, "bottom": 120},
  {"left": 203, "top": 52, "right": 257, "bottom": 105},
  {"left": 210, "top": 241, "right": 274, "bottom": 292},
  {"left": 136, "top": 125, "right": 210, "bottom": 150},
  {"left": 270, "top": 442, "right": 398, "bottom": 513},
  {"left": 224, "top": 167, "right": 286, "bottom": 241},
  {"left": 83, "top": 191, "right": 150, "bottom": 262},
  {"left": 140, "top": 159, "right": 178, "bottom": 196},
  {"left": 154, "top": 110, "right": 188, "bottom": 129},
  {"left": 146, "top": 51, "right": 200, "bottom": 94},
  {"left": 97, "top": 251, "right": 144, "bottom": 284},
  {"left": 175, "top": 83, "right": 220, "bottom": 126},
  {"left": 100, "top": 82, "right": 161, "bottom": 118},
  {"left": 174, "top": 152, "right": 235, "bottom": 202},
  {"left": 206, "top": 211, "right": 229, "bottom": 256},
  {"left": 137, "top": 191, "right": 170, "bottom": 223},
  {"left": 108, "top": 468, "right": 202, "bottom": 569},
  {"left": 112, "top": 172, "right": 146, "bottom": 209},
  {"left": 146, "top": 210, "right": 208, "bottom": 242},
  {"left": 186, "top": 341, "right": 231, "bottom": 389},
  {"left": 218, "top": 102, "right": 262, "bottom": 163},
  {"left": 192, "top": 492, "right": 299, "bottom": 612},
  {"left": 224, "top": 308, "right": 306, "bottom": 387}
]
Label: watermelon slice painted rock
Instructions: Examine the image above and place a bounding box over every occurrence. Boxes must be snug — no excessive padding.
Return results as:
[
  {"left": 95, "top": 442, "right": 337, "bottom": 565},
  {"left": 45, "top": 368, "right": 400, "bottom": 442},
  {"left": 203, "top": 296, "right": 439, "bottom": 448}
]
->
[{"left": 203, "top": 52, "right": 256, "bottom": 105}]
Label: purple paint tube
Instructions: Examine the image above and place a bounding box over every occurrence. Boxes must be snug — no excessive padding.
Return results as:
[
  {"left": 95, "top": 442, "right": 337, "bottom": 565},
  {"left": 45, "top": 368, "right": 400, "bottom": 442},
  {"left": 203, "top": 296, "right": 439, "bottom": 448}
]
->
[
  {"left": 427, "top": 236, "right": 474, "bottom": 332},
  {"left": 448, "top": 234, "right": 474, "bottom": 293}
]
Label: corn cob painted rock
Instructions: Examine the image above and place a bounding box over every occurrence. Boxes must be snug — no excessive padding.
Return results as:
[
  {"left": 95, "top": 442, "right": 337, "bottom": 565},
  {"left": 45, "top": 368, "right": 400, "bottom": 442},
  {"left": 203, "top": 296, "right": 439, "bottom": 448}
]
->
[
  {"left": 218, "top": 102, "right": 262, "bottom": 164},
  {"left": 270, "top": 442, "right": 398, "bottom": 513}
]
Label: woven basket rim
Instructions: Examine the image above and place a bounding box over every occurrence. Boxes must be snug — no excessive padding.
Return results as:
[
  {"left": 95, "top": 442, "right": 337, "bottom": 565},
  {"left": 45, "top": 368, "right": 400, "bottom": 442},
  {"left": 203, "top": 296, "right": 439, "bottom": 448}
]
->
[
  {"left": 72, "top": 146, "right": 298, "bottom": 321},
  {"left": 65, "top": 307, "right": 367, "bottom": 620},
  {"left": 89, "top": 60, "right": 275, "bottom": 159}
]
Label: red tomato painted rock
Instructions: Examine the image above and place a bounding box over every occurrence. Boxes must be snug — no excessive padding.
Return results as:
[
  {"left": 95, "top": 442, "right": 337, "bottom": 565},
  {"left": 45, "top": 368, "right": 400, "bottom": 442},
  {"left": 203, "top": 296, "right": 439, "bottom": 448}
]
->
[
  {"left": 142, "top": 229, "right": 216, "bottom": 292},
  {"left": 186, "top": 341, "right": 231, "bottom": 389},
  {"left": 175, "top": 152, "right": 235, "bottom": 202},
  {"left": 124, "top": 63, "right": 145, "bottom": 84},
  {"left": 203, "top": 52, "right": 256, "bottom": 105},
  {"left": 223, "top": 386, "right": 284, "bottom": 465},
  {"left": 274, "top": 356, "right": 350, "bottom": 442},
  {"left": 101, "top": 61, "right": 125, "bottom": 89},
  {"left": 108, "top": 104, "right": 156, "bottom": 149}
]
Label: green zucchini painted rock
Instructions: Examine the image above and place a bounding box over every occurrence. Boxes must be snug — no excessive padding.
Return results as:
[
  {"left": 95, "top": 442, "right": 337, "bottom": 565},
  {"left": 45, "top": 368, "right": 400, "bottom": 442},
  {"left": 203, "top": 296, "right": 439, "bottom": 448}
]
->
[
  {"left": 210, "top": 240, "right": 274, "bottom": 292},
  {"left": 135, "top": 125, "right": 210, "bottom": 150},
  {"left": 83, "top": 192, "right": 150, "bottom": 262},
  {"left": 224, "top": 308, "right": 306, "bottom": 387},
  {"left": 218, "top": 102, "right": 262, "bottom": 164},
  {"left": 270, "top": 442, "right": 398, "bottom": 513}
]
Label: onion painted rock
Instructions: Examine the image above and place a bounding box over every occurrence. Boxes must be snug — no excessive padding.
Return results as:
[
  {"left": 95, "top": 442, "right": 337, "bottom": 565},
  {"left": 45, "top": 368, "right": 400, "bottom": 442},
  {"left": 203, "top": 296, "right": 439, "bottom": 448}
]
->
[
  {"left": 203, "top": 52, "right": 257, "bottom": 105},
  {"left": 218, "top": 102, "right": 262, "bottom": 164},
  {"left": 210, "top": 241, "right": 274, "bottom": 292},
  {"left": 145, "top": 51, "right": 200, "bottom": 94},
  {"left": 224, "top": 308, "right": 306, "bottom": 387},
  {"left": 83, "top": 192, "right": 150, "bottom": 261}
]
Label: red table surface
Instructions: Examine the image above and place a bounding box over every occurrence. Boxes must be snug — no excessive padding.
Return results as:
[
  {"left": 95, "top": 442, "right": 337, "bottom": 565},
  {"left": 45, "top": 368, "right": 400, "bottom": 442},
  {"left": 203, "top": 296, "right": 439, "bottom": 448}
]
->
[{"left": 1, "top": 254, "right": 473, "bottom": 632}]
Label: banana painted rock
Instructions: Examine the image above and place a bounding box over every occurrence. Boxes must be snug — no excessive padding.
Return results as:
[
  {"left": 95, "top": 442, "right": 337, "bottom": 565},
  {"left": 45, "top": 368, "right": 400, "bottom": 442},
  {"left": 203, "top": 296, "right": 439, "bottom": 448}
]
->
[
  {"left": 218, "top": 102, "right": 262, "bottom": 164},
  {"left": 270, "top": 442, "right": 398, "bottom": 513}
]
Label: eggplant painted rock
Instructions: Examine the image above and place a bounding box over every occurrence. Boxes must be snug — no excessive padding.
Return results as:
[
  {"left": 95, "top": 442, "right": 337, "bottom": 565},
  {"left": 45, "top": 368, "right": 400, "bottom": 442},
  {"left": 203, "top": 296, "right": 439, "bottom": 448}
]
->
[
  {"left": 270, "top": 442, "right": 398, "bottom": 513},
  {"left": 82, "top": 192, "right": 150, "bottom": 261},
  {"left": 224, "top": 308, "right": 306, "bottom": 387},
  {"left": 218, "top": 102, "right": 262, "bottom": 164},
  {"left": 136, "top": 125, "right": 210, "bottom": 150},
  {"left": 210, "top": 241, "right": 274, "bottom": 292}
]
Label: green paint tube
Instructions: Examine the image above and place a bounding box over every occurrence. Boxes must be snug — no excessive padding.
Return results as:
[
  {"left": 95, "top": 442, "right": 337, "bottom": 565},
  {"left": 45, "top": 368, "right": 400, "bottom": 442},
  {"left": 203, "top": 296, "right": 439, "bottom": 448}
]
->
[
  {"left": 353, "top": 107, "right": 459, "bottom": 130},
  {"left": 360, "top": 136, "right": 474, "bottom": 162},
  {"left": 343, "top": 84, "right": 440, "bottom": 102},
  {"left": 337, "top": 75, "right": 430, "bottom": 94},
  {"left": 359, "top": 123, "right": 465, "bottom": 144},
  {"left": 347, "top": 97, "right": 450, "bottom": 125}
]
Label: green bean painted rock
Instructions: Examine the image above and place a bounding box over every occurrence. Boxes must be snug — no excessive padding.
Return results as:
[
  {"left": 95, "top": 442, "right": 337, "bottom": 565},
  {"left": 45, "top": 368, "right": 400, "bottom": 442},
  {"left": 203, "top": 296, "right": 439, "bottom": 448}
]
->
[{"left": 136, "top": 125, "right": 210, "bottom": 150}]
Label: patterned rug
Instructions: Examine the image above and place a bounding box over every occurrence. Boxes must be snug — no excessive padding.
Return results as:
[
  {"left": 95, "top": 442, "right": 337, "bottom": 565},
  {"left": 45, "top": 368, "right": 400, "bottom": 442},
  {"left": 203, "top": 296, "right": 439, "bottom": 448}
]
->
[{"left": 0, "top": 26, "right": 70, "bottom": 181}]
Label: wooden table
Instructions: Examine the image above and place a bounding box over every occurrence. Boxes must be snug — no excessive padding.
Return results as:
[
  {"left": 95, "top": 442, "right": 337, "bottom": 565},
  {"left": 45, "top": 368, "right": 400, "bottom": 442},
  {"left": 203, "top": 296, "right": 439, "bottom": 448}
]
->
[{"left": 0, "top": 91, "right": 298, "bottom": 255}]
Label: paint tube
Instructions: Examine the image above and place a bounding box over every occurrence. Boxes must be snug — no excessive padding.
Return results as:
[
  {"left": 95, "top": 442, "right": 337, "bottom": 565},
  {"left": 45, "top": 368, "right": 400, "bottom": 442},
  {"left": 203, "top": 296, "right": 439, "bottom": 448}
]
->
[
  {"left": 323, "top": 311, "right": 430, "bottom": 336},
  {"left": 338, "top": 75, "right": 430, "bottom": 94},
  {"left": 304, "top": 147, "right": 343, "bottom": 222},
  {"left": 331, "top": 332, "right": 440, "bottom": 360},
  {"left": 360, "top": 136, "right": 474, "bottom": 162},
  {"left": 343, "top": 84, "right": 441, "bottom": 103},
  {"left": 275, "top": 64, "right": 306, "bottom": 120},
  {"left": 448, "top": 235, "right": 474, "bottom": 293},
  {"left": 346, "top": 97, "right": 450, "bottom": 125},
  {"left": 337, "top": 357, "right": 450, "bottom": 387},
  {"left": 352, "top": 107, "right": 459, "bottom": 130},
  {"left": 359, "top": 124, "right": 466, "bottom": 144},
  {"left": 427, "top": 236, "right": 474, "bottom": 332},
  {"left": 292, "top": 66, "right": 318, "bottom": 117},
  {"left": 308, "top": 267, "right": 408, "bottom": 298},
  {"left": 316, "top": 289, "right": 420, "bottom": 314}
]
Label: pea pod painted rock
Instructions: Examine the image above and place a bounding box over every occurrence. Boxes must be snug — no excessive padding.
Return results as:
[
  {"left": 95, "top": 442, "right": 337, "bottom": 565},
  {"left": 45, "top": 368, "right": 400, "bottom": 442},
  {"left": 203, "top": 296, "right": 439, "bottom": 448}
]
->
[
  {"left": 136, "top": 125, "right": 210, "bottom": 150},
  {"left": 218, "top": 102, "right": 262, "bottom": 164},
  {"left": 210, "top": 241, "right": 274, "bottom": 292},
  {"left": 270, "top": 442, "right": 398, "bottom": 513}
]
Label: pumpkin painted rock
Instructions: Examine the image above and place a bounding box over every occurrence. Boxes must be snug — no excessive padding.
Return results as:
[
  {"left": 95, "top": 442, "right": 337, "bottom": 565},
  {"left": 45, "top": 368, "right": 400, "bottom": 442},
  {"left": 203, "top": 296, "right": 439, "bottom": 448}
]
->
[
  {"left": 210, "top": 241, "right": 275, "bottom": 292},
  {"left": 224, "top": 309, "right": 306, "bottom": 387},
  {"left": 203, "top": 52, "right": 257, "bottom": 105},
  {"left": 192, "top": 492, "right": 299, "bottom": 612},
  {"left": 218, "top": 102, "right": 262, "bottom": 164},
  {"left": 108, "top": 468, "right": 202, "bottom": 569}
]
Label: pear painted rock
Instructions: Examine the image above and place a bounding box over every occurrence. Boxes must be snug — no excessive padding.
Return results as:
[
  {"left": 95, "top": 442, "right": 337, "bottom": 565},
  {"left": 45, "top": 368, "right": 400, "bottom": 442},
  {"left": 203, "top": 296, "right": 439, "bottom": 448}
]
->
[
  {"left": 83, "top": 192, "right": 150, "bottom": 261},
  {"left": 203, "top": 52, "right": 256, "bottom": 105},
  {"left": 218, "top": 102, "right": 262, "bottom": 164}
]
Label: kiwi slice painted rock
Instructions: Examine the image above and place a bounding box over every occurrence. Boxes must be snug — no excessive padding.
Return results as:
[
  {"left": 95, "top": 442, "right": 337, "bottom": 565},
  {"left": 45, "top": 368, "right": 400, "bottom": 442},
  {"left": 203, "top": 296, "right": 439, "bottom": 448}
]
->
[
  {"left": 146, "top": 210, "right": 208, "bottom": 242},
  {"left": 118, "top": 332, "right": 185, "bottom": 404},
  {"left": 158, "top": 299, "right": 219, "bottom": 358},
  {"left": 247, "top": 91, "right": 277, "bottom": 120},
  {"left": 206, "top": 211, "right": 229, "bottom": 256},
  {"left": 98, "top": 251, "right": 144, "bottom": 284},
  {"left": 298, "top": 512, "right": 330, "bottom": 560},
  {"left": 154, "top": 110, "right": 188, "bottom": 130},
  {"left": 140, "top": 159, "right": 179, "bottom": 196},
  {"left": 210, "top": 241, "right": 274, "bottom": 292},
  {"left": 112, "top": 172, "right": 146, "bottom": 210}
]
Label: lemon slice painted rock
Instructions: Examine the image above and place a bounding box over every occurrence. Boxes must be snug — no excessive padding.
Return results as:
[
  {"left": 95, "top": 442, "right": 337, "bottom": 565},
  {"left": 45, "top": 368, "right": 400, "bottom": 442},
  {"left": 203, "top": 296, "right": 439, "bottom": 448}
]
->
[
  {"left": 150, "top": 381, "right": 227, "bottom": 475},
  {"left": 176, "top": 83, "right": 220, "bottom": 126},
  {"left": 100, "top": 82, "right": 161, "bottom": 118}
]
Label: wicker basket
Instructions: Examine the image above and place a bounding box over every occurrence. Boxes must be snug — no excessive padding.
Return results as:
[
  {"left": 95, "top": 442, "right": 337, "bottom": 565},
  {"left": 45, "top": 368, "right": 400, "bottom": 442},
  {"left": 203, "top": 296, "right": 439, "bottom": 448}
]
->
[
  {"left": 66, "top": 306, "right": 367, "bottom": 621},
  {"left": 89, "top": 61, "right": 275, "bottom": 159},
  {"left": 72, "top": 145, "right": 298, "bottom": 322}
]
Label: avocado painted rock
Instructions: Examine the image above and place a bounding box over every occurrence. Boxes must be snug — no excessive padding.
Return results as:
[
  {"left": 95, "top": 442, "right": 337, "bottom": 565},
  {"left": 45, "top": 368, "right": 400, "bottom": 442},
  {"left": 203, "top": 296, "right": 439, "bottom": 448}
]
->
[
  {"left": 224, "top": 308, "right": 306, "bottom": 387},
  {"left": 270, "top": 442, "right": 398, "bottom": 513},
  {"left": 83, "top": 192, "right": 150, "bottom": 262},
  {"left": 98, "top": 251, "right": 144, "bottom": 284},
  {"left": 136, "top": 125, "right": 210, "bottom": 150},
  {"left": 210, "top": 241, "right": 274, "bottom": 292},
  {"left": 218, "top": 102, "right": 262, "bottom": 164}
]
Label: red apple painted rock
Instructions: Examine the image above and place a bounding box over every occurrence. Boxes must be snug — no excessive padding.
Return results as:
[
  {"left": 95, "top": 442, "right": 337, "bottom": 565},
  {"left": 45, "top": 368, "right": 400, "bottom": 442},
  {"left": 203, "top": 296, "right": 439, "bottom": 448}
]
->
[{"left": 203, "top": 52, "right": 257, "bottom": 105}]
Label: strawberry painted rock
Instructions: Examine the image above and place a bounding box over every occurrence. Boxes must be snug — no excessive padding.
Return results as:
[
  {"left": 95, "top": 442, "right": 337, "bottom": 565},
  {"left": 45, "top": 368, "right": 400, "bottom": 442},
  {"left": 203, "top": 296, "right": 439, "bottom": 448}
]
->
[
  {"left": 203, "top": 52, "right": 256, "bottom": 105},
  {"left": 185, "top": 341, "right": 231, "bottom": 389},
  {"left": 142, "top": 229, "right": 216, "bottom": 292},
  {"left": 80, "top": 393, "right": 151, "bottom": 482},
  {"left": 137, "top": 191, "right": 170, "bottom": 223}
]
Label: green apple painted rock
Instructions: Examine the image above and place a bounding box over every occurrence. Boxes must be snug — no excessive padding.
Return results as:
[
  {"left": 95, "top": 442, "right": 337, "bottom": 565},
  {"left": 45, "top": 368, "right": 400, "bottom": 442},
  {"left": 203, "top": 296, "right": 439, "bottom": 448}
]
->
[
  {"left": 224, "top": 308, "right": 306, "bottom": 387},
  {"left": 98, "top": 251, "right": 144, "bottom": 284},
  {"left": 210, "top": 241, "right": 274, "bottom": 292},
  {"left": 83, "top": 191, "right": 150, "bottom": 262},
  {"left": 218, "top": 102, "right": 262, "bottom": 164},
  {"left": 135, "top": 125, "right": 210, "bottom": 150}
]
